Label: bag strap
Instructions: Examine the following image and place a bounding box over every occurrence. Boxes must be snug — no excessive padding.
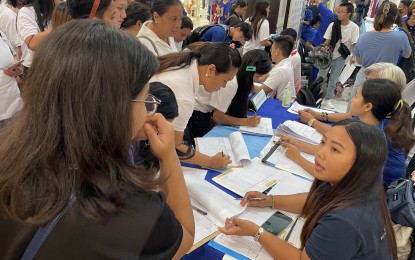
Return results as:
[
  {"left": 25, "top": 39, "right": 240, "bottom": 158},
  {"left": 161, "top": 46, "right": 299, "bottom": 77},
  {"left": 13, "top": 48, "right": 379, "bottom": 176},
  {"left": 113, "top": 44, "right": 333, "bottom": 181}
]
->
[
  {"left": 21, "top": 196, "right": 76, "bottom": 260},
  {"left": 137, "top": 36, "right": 159, "bottom": 56}
]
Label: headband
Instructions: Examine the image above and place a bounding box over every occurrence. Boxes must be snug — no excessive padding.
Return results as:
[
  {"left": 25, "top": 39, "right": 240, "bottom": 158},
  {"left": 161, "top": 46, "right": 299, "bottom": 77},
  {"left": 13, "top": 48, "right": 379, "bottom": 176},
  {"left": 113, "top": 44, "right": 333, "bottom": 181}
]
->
[{"left": 89, "top": 0, "right": 101, "bottom": 19}]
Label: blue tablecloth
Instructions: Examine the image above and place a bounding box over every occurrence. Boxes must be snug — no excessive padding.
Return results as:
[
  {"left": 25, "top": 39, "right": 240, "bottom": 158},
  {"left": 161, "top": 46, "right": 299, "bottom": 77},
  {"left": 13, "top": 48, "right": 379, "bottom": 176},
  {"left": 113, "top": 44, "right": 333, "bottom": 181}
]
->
[{"left": 182, "top": 99, "right": 298, "bottom": 260}]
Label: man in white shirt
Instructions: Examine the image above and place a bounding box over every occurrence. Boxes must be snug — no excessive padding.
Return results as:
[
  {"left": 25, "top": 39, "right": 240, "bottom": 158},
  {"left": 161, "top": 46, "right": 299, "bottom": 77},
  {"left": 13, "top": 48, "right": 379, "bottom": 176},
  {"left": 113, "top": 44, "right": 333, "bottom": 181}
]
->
[
  {"left": 280, "top": 28, "right": 302, "bottom": 93},
  {"left": 319, "top": 2, "right": 359, "bottom": 109},
  {"left": 253, "top": 36, "right": 295, "bottom": 100},
  {"left": 0, "top": 1, "right": 20, "bottom": 56}
]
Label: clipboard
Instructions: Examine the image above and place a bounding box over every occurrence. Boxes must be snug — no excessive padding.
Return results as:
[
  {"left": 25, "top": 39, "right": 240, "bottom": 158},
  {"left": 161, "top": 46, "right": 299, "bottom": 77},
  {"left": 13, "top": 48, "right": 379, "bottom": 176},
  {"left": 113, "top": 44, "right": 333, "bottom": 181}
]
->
[{"left": 249, "top": 89, "right": 267, "bottom": 112}]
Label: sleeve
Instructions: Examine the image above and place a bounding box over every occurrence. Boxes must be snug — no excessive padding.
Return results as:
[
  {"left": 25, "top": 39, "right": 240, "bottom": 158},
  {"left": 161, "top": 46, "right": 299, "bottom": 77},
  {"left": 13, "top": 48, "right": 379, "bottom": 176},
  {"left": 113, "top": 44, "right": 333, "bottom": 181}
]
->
[
  {"left": 258, "top": 19, "right": 270, "bottom": 41},
  {"left": 305, "top": 214, "right": 361, "bottom": 260},
  {"left": 3, "top": 12, "right": 21, "bottom": 48},
  {"left": 401, "top": 32, "right": 412, "bottom": 57},
  {"left": 209, "top": 78, "right": 238, "bottom": 112},
  {"left": 323, "top": 23, "right": 333, "bottom": 40},
  {"left": 264, "top": 68, "right": 284, "bottom": 97},
  {"left": 140, "top": 193, "right": 183, "bottom": 259},
  {"left": 16, "top": 7, "right": 39, "bottom": 41},
  {"left": 351, "top": 24, "right": 359, "bottom": 44},
  {"left": 172, "top": 99, "right": 194, "bottom": 132}
]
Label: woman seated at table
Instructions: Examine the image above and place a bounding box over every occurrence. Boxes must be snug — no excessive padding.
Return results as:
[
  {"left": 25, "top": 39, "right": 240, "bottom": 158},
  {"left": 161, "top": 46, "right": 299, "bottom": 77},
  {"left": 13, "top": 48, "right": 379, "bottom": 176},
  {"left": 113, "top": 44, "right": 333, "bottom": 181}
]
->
[
  {"left": 151, "top": 42, "right": 240, "bottom": 169},
  {"left": 219, "top": 119, "right": 397, "bottom": 260},
  {"left": 0, "top": 20, "right": 194, "bottom": 258},
  {"left": 281, "top": 78, "right": 415, "bottom": 187},
  {"left": 187, "top": 48, "right": 272, "bottom": 137}
]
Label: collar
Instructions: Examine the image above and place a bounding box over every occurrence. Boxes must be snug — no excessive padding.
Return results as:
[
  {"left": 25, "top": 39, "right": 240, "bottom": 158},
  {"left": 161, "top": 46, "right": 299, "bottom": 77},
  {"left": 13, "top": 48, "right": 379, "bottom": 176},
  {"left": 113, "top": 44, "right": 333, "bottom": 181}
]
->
[
  {"left": 140, "top": 21, "right": 172, "bottom": 48},
  {"left": 275, "top": 58, "right": 291, "bottom": 67}
]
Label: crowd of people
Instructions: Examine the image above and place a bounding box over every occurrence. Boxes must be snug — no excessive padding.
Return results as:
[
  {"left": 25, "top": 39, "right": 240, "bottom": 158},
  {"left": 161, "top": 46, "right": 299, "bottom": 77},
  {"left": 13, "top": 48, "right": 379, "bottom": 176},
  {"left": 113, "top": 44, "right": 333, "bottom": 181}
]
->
[{"left": 0, "top": 0, "right": 414, "bottom": 258}]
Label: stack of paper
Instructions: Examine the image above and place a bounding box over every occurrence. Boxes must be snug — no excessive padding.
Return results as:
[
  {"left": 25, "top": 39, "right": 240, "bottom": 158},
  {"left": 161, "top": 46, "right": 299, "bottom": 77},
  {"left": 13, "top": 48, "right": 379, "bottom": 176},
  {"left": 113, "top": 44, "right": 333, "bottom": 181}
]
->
[
  {"left": 276, "top": 120, "right": 322, "bottom": 145},
  {"left": 195, "top": 132, "right": 251, "bottom": 167},
  {"left": 212, "top": 158, "right": 288, "bottom": 196},
  {"left": 240, "top": 117, "right": 273, "bottom": 136},
  {"left": 287, "top": 101, "right": 336, "bottom": 114}
]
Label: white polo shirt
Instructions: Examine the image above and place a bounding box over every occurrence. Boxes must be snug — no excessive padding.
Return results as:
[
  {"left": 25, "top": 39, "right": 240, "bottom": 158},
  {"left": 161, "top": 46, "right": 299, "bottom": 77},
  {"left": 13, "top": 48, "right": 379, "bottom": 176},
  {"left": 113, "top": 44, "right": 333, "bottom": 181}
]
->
[
  {"left": 17, "top": 6, "right": 49, "bottom": 67},
  {"left": 0, "top": 37, "right": 21, "bottom": 120},
  {"left": 194, "top": 77, "right": 238, "bottom": 113},
  {"left": 137, "top": 21, "right": 178, "bottom": 57},
  {"left": 150, "top": 59, "right": 199, "bottom": 132},
  {"left": 0, "top": 3, "right": 21, "bottom": 53},
  {"left": 242, "top": 18, "right": 269, "bottom": 55},
  {"left": 263, "top": 58, "right": 295, "bottom": 100}
]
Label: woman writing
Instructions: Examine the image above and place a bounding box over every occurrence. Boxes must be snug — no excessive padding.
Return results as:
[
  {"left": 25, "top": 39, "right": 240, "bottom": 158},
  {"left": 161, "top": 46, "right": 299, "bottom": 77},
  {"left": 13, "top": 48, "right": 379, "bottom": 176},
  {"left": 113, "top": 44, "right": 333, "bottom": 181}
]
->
[
  {"left": 0, "top": 20, "right": 194, "bottom": 259},
  {"left": 137, "top": 0, "right": 183, "bottom": 56},
  {"left": 151, "top": 42, "right": 241, "bottom": 169},
  {"left": 220, "top": 119, "right": 397, "bottom": 260}
]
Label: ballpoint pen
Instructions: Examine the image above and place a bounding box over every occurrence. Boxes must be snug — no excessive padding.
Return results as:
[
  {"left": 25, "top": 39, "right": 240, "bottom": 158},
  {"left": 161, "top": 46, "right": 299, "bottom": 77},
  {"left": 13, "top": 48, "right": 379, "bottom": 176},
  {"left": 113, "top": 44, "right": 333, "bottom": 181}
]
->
[
  {"left": 192, "top": 205, "right": 207, "bottom": 215},
  {"left": 234, "top": 198, "right": 266, "bottom": 201}
]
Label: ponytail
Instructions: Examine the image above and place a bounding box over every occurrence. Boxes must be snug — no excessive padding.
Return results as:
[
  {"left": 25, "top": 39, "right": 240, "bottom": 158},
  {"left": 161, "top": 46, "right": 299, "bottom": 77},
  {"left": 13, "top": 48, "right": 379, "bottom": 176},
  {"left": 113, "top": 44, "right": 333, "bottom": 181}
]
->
[
  {"left": 156, "top": 50, "right": 202, "bottom": 74},
  {"left": 374, "top": 2, "right": 398, "bottom": 31},
  {"left": 385, "top": 100, "right": 415, "bottom": 154}
]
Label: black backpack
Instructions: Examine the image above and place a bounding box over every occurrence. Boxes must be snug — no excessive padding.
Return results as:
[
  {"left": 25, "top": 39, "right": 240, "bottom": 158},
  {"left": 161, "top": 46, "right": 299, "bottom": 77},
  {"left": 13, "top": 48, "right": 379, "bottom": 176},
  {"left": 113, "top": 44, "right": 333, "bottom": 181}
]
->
[
  {"left": 296, "top": 86, "right": 317, "bottom": 107},
  {"left": 308, "top": 76, "right": 324, "bottom": 101},
  {"left": 182, "top": 24, "right": 229, "bottom": 47}
]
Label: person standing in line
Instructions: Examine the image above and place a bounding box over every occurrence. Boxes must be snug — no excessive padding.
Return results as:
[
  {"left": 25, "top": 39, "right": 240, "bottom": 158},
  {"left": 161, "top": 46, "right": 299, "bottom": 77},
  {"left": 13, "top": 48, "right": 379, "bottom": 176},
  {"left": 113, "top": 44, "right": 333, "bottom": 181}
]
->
[{"left": 242, "top": 0, "right": 271, "bottom": 54}]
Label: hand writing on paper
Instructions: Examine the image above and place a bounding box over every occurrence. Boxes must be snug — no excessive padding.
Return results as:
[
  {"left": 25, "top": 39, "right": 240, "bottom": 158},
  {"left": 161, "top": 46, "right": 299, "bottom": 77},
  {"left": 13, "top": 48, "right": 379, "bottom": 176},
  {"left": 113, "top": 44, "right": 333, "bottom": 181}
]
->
[
  {"left": 247, "top": 116, "right": 261, "bottom": 127},
  {"left": 218, "top": 217, "right": 259, "bottom": 237},
  {"left": 240, "top": 191, "right": 272, "bottom": 207},
  {"left": 297, "top": 110, "right": 315, "bottom": 124},
  {"left": 209, "top": 152, "right": 231, "bottom": 169},
  {"left": 143, "top": 113, "right": 176, "bottom": 159}
]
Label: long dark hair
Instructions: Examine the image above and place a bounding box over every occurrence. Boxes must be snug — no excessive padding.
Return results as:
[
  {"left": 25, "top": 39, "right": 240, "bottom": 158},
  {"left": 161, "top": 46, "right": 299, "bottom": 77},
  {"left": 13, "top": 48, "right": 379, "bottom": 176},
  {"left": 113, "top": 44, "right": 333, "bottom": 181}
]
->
[
  {"left": 300, "top": 119, "right": 397, "bottom": 259},
  {"left": 249, "top": 0, "right": 269, "bottom": 39},
  {"left": 0, "top": 20, "right": 160, "bottom": 225},
  {"left": 24, "top": 0, "right": 55, "bottom": 31},
  {"left": 374, "top": 2, "right": 399, "bottom": 31},
  {"left": 156, "top": 42, "right": 242, "bottom": 74},
  {"left": 227, "top": 49, "right": 271, "bottom": 118},
  {"left": 67, "top": 0, "right": 113, "bottom": 19},
  {"left": 230, "top": 0, "right": 247, "bottom": 17},
  {"left": 361, "top": 78, "right": 415, "bottom": 153},
  {"left": 151, "top": 0, "right": 182, "bottom": 19}
]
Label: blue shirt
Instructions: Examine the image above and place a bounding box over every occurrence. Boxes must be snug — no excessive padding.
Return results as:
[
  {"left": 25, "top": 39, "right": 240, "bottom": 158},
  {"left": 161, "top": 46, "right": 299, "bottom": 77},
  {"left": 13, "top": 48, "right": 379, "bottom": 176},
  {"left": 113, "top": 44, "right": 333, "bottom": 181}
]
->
[
  {"left": 220, "top": 0, "right": 233, "bottom": 24},
  {"left": 305, "top": 200, "right": 393, "bottom": 260},
  {"left": 301, "top": 25, "right": 317, "bottom": 44},
  {"left": 353, "top": 30, "right": 411, "bottom": 67},
  {"left": 311, "top": 3, "right": 334, "bottom": 47},
  {"left": 199, "top": 26, "right": 231, "bottom": 43},
  {"left": 382, "top": 120, "right": 406, "bottom": 186}
]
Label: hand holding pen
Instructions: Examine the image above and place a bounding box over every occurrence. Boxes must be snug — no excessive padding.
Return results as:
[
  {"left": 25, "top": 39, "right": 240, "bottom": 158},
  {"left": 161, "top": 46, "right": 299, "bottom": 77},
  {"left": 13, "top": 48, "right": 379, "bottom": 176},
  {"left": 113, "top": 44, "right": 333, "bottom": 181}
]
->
[
  {"left": 248, "top": 109, "right": 261, "bottom": 127},
  {"left": 238, "top": 191, "right": 272, "bottom": 208},
  {"left": 209, "top": 151, "right": 231, "bottom": 169}
]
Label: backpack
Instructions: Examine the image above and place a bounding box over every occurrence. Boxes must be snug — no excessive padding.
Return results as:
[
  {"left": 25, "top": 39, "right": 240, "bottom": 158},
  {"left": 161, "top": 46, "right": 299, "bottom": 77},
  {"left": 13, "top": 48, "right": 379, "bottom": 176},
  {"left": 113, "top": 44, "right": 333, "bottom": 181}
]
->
[
  {"left": 295, "top": 86, "right": 317, "bottom": 107},
  {"left": 308, "top": 76, "right": 324, "bottom": 101},
  {"left": 182, "top": 24, "right": 230, "bottom": 47}
]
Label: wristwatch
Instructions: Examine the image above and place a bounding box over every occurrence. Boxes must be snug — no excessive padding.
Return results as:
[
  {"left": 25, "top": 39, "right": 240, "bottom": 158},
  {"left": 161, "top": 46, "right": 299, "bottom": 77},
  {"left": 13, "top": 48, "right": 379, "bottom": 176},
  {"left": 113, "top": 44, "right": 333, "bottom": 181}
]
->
[
  {"left": 254, "top": 227, "right": 264, "bottom": 242},
  {"left": 308, "top": 118, "right": 316, "bottom": 127}
]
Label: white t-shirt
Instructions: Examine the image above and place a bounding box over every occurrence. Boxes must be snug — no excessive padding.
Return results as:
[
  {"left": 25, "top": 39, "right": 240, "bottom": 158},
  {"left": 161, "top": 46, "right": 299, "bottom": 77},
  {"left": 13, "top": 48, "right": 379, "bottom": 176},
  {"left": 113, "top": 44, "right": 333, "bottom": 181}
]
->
[
  {"left": 243, "top": 18, "right": 269, "bottom": 54},
  {"left": 137, "top": 21, "right": 178, "bottom": 57},
  {"left": 263, "top": 58, "right": 295, "bottom": 99},
  {"left": 194, "top": 77, "right": 238, "bottom": 113},
  {"left": 175, "top": 40, "right": 183, "bottom": 52},
  {"left": 0, "top": 3, "right": 21, "bottom": 54},
  {"left": 0, "top": 37, "right": 21, "bottom": 120},
  {"left": 324, "top": 21, "right": 359, "bottom": 60},
  {"left": 150, "top": 60, "right": 199, "bottom": 132},
  {"left": 288, "top": 50, "right": 301, "bottom": 93}
]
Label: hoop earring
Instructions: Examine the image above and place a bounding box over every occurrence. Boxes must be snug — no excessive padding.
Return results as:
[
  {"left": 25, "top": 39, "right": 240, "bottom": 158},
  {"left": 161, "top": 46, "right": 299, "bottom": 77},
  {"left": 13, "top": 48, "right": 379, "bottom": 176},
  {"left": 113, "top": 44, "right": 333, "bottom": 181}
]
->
[{"left": 205, "top": 73, "right": 209, "bottom": 77}]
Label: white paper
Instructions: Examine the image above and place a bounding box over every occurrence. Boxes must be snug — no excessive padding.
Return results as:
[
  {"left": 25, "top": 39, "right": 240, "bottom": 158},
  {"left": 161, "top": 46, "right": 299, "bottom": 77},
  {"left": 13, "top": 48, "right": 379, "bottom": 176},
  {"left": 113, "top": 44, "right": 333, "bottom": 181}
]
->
[
  {"left": 276, "top": 120, "right": 322, "bottom": 145},
  {"left": 182, "top": 167, "right": 208, "bottom": 179},
  {"left": 212, "top": 158, "right": 289, "bottom": 196},
  {"left": 240, "top": 117, "right": 273, "bottom": 136},
  {"left": 287, "top": 101, "right": 336, "bottom": 114},
  {"left": 268, "top": 173, "right": 313, "bottom": 196},
  {"left": 193, "top": 207, "right": 218, "bottom": 245},
  {"left": 338, "top": 59, "right": 356, "bottom": 84},
  {"left": 184, "top": 175, "right": 247, "bottom": 226}
]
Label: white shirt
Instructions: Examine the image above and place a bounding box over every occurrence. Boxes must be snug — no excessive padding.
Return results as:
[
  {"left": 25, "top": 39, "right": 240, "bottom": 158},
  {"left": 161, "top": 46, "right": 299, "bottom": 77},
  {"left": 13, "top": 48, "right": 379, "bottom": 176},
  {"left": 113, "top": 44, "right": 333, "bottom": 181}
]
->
[
  {"left": 263, "top": 58, "right": 295, "bottom": 99},
  {"left": 194, "top": 77, "right": 238, "bottom": 113},
  {"left": 0, "top": 37, "right": 21, "bottom": 120},
  {"left": 243, "top": 18, "right": 270, "bottom": 54},
  {"left": 17, "top": 6, "right": 49, "bottom": 67},
  {"left": 175, "top": 40, "right": 183, "bottom": 52},
  {"left": 137, "top": 21, "right": 178, "bottom": 57},
  {"left": 0, "top": 3, "right": 20, "bottom": 53},
  {"left": 287, "top": 50, "right": 301, "bottom": 93},
  {"left": 324, "top": 21, "right": 359, "bottom": 60},
  {"left": 150, "top": 60, "right": 199, "bottom": 132}
]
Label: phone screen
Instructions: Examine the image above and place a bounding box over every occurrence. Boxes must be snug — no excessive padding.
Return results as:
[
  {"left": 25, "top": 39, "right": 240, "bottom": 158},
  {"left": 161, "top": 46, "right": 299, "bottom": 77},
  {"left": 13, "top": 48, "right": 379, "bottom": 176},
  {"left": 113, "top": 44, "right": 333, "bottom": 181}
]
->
[{"left": 261, "top": 212, "right": 292, "bottom": 236}]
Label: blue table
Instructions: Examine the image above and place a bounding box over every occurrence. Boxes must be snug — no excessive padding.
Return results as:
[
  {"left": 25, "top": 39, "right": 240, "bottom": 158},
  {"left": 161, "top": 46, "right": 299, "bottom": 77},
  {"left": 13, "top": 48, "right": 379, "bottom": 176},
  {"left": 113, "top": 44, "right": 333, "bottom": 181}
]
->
[{"left": 182, "top": 99, "right": 298, "bottom": 260}]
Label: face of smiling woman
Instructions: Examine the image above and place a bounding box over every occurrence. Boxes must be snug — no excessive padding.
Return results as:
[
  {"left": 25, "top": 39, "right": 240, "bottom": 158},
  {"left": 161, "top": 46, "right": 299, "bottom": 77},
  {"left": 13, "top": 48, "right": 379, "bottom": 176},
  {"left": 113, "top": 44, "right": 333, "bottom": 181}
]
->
[{"left": 314, "top": 126, "right": 356, "bottom": 185}]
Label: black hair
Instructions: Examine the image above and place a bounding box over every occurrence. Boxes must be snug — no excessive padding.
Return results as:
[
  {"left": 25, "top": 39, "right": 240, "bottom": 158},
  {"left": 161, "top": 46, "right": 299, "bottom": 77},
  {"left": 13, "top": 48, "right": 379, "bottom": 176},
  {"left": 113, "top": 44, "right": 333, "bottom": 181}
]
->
[
  {"left": 280, "top": 28, "right": 297, "bottom": 42},
  {"left": 24, "top": 0, "right": 55, "bottom": 31},
  {"left": 227, "top": 49, "right": 272, "bottom": 118},
  {"left": 310, "top": 15, "right": 321, "bottom": 27},
  {"left": 151, "top": 0, "right": 182, "bottom": 19},
  {"left": 339, "top": 2, "right": 354, "bottom": 19},
  {"left": 233, "top": 21, "right": 253, "bottom": 41},
  {"left": 400, "top": 0, "right": 411, "bottom": 8},
  {"left": 181, "top": 16, "right": 193, "bottom": 30},
  {"left": 249, "top": 0, "right": 270, "bottom": 39},
  {"left": 121, "top": 2, "right": 150, "bottom": 29},
  {"left": 231, "top": 0, "right": 247, "bottom": 14},
  {"left": 67, "top": 0, "right": 113, "bottom": 19},
  {"left": 272, "top": 35, "right": 294, "bottom": 58}
]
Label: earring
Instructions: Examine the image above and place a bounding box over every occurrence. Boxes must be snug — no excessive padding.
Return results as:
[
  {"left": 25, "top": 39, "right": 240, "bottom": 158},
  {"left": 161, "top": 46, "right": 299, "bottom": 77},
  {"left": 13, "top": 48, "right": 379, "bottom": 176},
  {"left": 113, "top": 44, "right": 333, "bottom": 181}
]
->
[{"left": 205, "top": 73, "right": 209, "bottom": 77}]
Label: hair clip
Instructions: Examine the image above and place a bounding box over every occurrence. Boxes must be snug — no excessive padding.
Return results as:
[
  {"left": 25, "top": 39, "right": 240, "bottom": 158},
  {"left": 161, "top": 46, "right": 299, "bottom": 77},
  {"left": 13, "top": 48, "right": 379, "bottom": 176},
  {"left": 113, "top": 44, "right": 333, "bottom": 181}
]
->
[
  {"left": 246, "top": 66, "right": 256, "bottom": 72},
  {"left": 383, "top": 3, "right": 390, "bottom": 14},
  {"left": 394, "top": 99, "right": 404, "bottom": 111}
]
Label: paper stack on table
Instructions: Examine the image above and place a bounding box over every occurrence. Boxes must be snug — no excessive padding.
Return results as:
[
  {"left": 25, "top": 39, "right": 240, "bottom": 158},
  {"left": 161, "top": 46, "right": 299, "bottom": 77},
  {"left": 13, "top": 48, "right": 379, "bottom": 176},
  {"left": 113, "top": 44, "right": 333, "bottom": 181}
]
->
[
  {"left": 276, "top": 120, "right": 322, "bottom": 145},
  {"left": 239, "top": 117, "right": 273, "bottom": 136}
]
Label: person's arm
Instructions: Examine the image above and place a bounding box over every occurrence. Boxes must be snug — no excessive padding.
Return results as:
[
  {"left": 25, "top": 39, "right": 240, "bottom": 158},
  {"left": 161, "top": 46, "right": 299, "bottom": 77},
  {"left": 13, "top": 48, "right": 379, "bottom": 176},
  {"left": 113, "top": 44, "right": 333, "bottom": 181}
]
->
[
  {"left": 212, "top": 109, "right": 261, "bottom": 127},
  {"left": 253, "top": 83, "right": 273, "bottom": 95},
  {"left": 279, "top": 134, "right": 318, "bottom": 155},
  {"left": 24, "top": 28, "right": 52, "bottom": 51},
  {"left": 143, "top": 114, "right": 194, "bottom": 259},
  {"left": 281, "top": 142, "right": 316, "bottom": 176},
  {"left": 174, "top": 130, "right": 231, "bottom": 169},
  {"left": 306, "top": 41, "right": 314, "bottom": 51},
  {"left": 298, "top": 109, "right": 352, "bottom": 134}
]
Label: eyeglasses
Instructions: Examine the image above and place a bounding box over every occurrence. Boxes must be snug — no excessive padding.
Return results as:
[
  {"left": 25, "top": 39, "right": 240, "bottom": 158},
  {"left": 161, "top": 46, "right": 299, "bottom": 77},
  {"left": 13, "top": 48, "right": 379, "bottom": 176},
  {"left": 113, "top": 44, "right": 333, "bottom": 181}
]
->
[{"left": 131, "top": 94, "right": 161, "bottom": 116}]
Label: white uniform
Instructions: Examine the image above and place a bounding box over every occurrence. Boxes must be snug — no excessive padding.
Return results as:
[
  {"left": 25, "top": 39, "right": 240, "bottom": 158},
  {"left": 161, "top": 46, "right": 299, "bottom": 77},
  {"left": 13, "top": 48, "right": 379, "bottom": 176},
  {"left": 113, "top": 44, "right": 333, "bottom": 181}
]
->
[
  {"left": 243, "top": 18, "right": 269, "bottom": 54},
  {"left": 137, "top": 21, "right": 178, "bottom": 57},
  {"left": 263, "top": 58, "right": 295, "bottom": 100},
  {"left": 194, "top": 77, "right": 238, "bottom": 113}
]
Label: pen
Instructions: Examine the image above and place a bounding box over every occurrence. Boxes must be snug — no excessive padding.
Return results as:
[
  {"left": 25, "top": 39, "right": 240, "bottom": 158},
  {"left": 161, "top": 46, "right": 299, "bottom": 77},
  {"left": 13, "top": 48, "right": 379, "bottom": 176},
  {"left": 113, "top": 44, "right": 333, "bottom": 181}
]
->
[
  {"left": 221, "top": 150, "right": 224, "bottom": 157},
  {"left": 234, "top": 198, "right": 266, "bottom": 201},
  {"left": 192, "top": 205, "right": 207, "bottom": 215},
  {"left": 285, "top": 217, "right": 299, "bottom": 241},
  {"left": 249, "top": 108, "right": 257, "bottom": 117}
]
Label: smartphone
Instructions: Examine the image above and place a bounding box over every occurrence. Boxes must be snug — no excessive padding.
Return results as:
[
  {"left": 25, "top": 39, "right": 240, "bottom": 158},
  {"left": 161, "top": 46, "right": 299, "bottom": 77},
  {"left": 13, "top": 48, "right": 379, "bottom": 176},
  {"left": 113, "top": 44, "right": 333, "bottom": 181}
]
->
[
  {"left": 261, "top": 212, "right": 293, "bottom": 236},
  {"left": 8, "top": 60, "right": 24, "bottom": 70}
]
